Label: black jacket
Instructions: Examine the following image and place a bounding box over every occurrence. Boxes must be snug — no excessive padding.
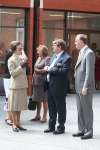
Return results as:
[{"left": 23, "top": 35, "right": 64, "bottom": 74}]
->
[{"left": 48, "top": 51, "right": 71, "bottom": 95}]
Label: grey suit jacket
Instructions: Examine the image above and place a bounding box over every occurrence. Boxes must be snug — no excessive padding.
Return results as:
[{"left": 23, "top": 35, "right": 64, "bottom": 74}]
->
[{"left": 74, "top": 47, "right": 95, "bottom": 93}]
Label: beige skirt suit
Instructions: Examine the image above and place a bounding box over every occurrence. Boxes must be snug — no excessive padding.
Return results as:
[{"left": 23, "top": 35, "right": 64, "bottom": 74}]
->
[{"left": 8, "top": 53, "right": 28, "bottom": 111}]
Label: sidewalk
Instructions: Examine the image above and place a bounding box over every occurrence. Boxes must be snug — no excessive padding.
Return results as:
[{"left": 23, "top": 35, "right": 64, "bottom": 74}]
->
[{"left": 0, "top": 94, "right": 100, "bottom": 150}]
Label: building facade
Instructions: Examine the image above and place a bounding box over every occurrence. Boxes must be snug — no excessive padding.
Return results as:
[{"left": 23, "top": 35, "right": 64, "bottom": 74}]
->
[{"left": 0, "top": 0, "right": 100, "bottom": 95}]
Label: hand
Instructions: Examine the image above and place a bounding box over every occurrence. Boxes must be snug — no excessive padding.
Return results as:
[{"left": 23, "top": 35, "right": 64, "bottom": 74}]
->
[
  {"left": 43, "top": 66, "right": 49, "bottom": 71},
  {"left": 21, "top": 50, "right": 28, "bottom": 61},
  {"left": 20, "top": 61, "right": 27, "bottom": 68},
  {"left": 56, "top": 63, "right": 62, "bottom": 67},
  {"left": 81, "top": 88, "right": 88, "bottom": 96}
]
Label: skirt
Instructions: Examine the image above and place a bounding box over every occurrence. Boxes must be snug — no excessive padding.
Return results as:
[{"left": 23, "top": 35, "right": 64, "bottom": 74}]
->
[
  {"left": 8, "top": 88, "right": 27, "bottom": 111},
  {"left": 32, "top": 85, "right": 48, "bottom": 102}
]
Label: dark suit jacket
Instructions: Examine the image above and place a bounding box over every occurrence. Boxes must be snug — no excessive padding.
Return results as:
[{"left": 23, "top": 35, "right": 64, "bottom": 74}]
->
[{"left": 48, "top": 51, "right": 71, "bottom": 95}]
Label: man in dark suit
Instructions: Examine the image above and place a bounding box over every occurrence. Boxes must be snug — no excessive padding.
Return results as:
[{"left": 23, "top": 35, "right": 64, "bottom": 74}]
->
[
  {"left": 44, "top": 39, "right": 71, "bottom": 134},
  {"left": 72, "top": 34, "right": 95, "bottom": 139}
]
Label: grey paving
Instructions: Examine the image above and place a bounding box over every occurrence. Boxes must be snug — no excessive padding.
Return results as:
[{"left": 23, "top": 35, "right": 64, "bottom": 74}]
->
[{"left": 0, "top": 94, "right": 100, "bottom": 150}]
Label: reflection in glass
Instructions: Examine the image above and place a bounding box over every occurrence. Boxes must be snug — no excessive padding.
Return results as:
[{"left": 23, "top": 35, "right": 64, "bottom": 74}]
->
[
  {"left": 43, "top": 29, "right": 64, "bottom": 55},
  {"left": 42, "top": 11, "right": 64, "bottom": 54},
  {"left": 67, "top": 12, "right": 100, "bottom": 30},
  {"left": 0, "top": 8, "right": 25, "bottom": 75},
  {"left": 0, "top": 8, "right": 24, "bottom": 27},
  {"left": 43, "top": 11, "right": 64, "bottom": 29}
]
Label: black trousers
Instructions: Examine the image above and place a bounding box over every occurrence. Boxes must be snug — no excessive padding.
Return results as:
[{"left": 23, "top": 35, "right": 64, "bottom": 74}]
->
[{"left": 48, "top": 85, "right": 66, "bottom": 129}]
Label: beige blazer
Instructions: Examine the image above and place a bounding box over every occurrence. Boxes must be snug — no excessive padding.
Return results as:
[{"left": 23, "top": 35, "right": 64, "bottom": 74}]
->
[{"left": 8, "top": 53, "right": 28, "bottom": 89}]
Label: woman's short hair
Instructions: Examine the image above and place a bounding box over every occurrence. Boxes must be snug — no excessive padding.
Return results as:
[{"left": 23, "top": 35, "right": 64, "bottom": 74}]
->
[
  {"left": 10, "top": 41, "right": 21, "bottom": 53},
  {"left": 37, "top": 45, "right": 48, "bottom": 57}
]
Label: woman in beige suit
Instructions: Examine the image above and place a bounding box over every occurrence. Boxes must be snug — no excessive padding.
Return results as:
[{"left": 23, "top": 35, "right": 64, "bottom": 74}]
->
[{"left": 8, "top": 41, "right": 28, "bottom": 132}]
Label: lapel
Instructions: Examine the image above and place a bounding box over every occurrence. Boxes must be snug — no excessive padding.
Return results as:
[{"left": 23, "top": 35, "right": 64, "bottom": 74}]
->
[{"left": 75, "top": 47, "right": 88, "bottom": 69}]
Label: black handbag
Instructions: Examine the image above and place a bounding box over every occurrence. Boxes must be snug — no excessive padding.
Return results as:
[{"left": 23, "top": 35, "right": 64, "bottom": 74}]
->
[{"left": 28, "top": 97, "right": 37, "bottom": 110}]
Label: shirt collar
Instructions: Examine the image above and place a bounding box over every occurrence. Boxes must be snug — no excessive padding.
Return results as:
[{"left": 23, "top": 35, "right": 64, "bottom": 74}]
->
[
  {"left": 80, "top": 45, "right": 88, "bottom": 55},
  {"left": 56, "top": 51, "right": 64, "bottom": 59}
]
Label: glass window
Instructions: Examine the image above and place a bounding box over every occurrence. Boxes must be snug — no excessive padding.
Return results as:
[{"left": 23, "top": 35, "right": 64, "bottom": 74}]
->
[
  {"left": 43, "top": 28, "right": 64, "bottom": 55},
  {"left": 0, "top": 9, "right": 25, "bottom": 47},
  {"left": 43, "top": 11, "right": 64, "bottom": 29},
  {"left": 67, "top": 12, "right": 100, "bottom": 30},
  {"left": 42, "top": 11, "right": 64, "bottom": 54},
  {"left": 16, "top": 19, "right": 24, "bottom": 45},
  {"left": 0, "top": 9, "right": 24, "bottom": 27},
  {"left": 0, "top": 8, "right": 25, "bottom": 75},
  {"left": 90, "top": 33, "right": 100, "bottom": 52}
]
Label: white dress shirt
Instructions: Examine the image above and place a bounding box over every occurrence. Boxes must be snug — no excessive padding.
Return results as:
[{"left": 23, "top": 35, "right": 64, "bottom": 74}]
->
[{"left": 47, "top": 51, "right": 64, "bottom": 81}]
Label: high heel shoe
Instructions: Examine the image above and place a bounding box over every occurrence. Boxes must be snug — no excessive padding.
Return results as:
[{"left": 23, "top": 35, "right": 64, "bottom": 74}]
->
[
  {"left": 40, "top": 118, "right": 47, "bottom": 123},
  {"left": 30, "top": 116, "right": 40, "bottom": 121},
  {"left": 12, "top": 126, "right": 19, "bottom": 132},
  {"left": 18, "top": 126, "right": 27, "bottom": 131},
  {"left": 5, "top": 119, "right": 13, "bottom": 126}
]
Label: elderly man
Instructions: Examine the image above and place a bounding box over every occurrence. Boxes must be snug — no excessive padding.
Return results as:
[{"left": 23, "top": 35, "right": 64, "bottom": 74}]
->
[{"left": 73, "top": 34, "right": 95, "bottom": 139}]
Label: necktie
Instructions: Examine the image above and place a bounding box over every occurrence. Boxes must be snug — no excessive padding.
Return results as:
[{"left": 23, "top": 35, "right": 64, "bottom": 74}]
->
[{"left": 75, "top": 51, "right": 82, "bottom": 68}]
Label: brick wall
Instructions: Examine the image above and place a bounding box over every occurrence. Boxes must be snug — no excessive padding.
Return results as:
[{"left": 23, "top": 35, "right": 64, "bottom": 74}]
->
[{"left": 44, "top": 0, "right": 100, "bottom": 13}]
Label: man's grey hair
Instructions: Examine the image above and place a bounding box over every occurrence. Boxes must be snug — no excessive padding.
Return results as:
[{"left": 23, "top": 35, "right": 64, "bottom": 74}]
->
[{"left": 76, "top": 34, "right": 88, "bottom": 44}]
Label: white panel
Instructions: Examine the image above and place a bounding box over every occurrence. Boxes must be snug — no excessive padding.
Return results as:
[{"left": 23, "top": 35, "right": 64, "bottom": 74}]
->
[
  {"left": 40, "top": 0, "right": 43, "bottom": 8},
  {"left": 30, "top": 0, "right": 34, "bottom": 8}
]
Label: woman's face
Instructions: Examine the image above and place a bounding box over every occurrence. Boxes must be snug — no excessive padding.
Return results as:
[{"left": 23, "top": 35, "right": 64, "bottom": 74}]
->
[
  {"left": 37, "top": 49, "right": 43, "bottom": 57},
  {"left": 15, "top": 44, "right": 22, "bottom": 55}
]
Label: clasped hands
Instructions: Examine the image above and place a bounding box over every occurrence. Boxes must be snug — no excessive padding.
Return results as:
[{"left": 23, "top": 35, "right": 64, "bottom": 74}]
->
[
  {"left": 20, "top": 60, "right": 27, "bottom": 68},
  {"left": 43, "top": 66, "right": 49, "bottom": 71}
]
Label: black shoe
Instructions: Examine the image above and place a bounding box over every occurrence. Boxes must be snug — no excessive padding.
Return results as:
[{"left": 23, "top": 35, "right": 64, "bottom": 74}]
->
[
  {"left": 18, "top": 126, "right": 27, "bottom": 131},
  {"left": 5, "top": 119, "right": 13, "bottom": 126},
  {"left": 72, "top": 132, "right": 84, "bottom": 137},
  {"left": 57, "top": 125, "right": 65, "bottom": 131},
  {"left": 12, "top": 127, "right": 19, "bottom": 132},
  {"left": 30, "top": 116, "right": 40, "bottom": 121},
  {"left": 44, "top": 128, "right": 55, "bottom": 133},
  {"left": 53, "top": 129, "right": 65, "bottom": 135},
  {"left": 81, "top": 133, "right": 93, "bottom": 140}
]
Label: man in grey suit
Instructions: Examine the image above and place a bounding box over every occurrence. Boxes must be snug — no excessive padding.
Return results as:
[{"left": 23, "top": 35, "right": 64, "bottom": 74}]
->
[{"left": 72, "top": 34, "right": 95, "bottom": 140}]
